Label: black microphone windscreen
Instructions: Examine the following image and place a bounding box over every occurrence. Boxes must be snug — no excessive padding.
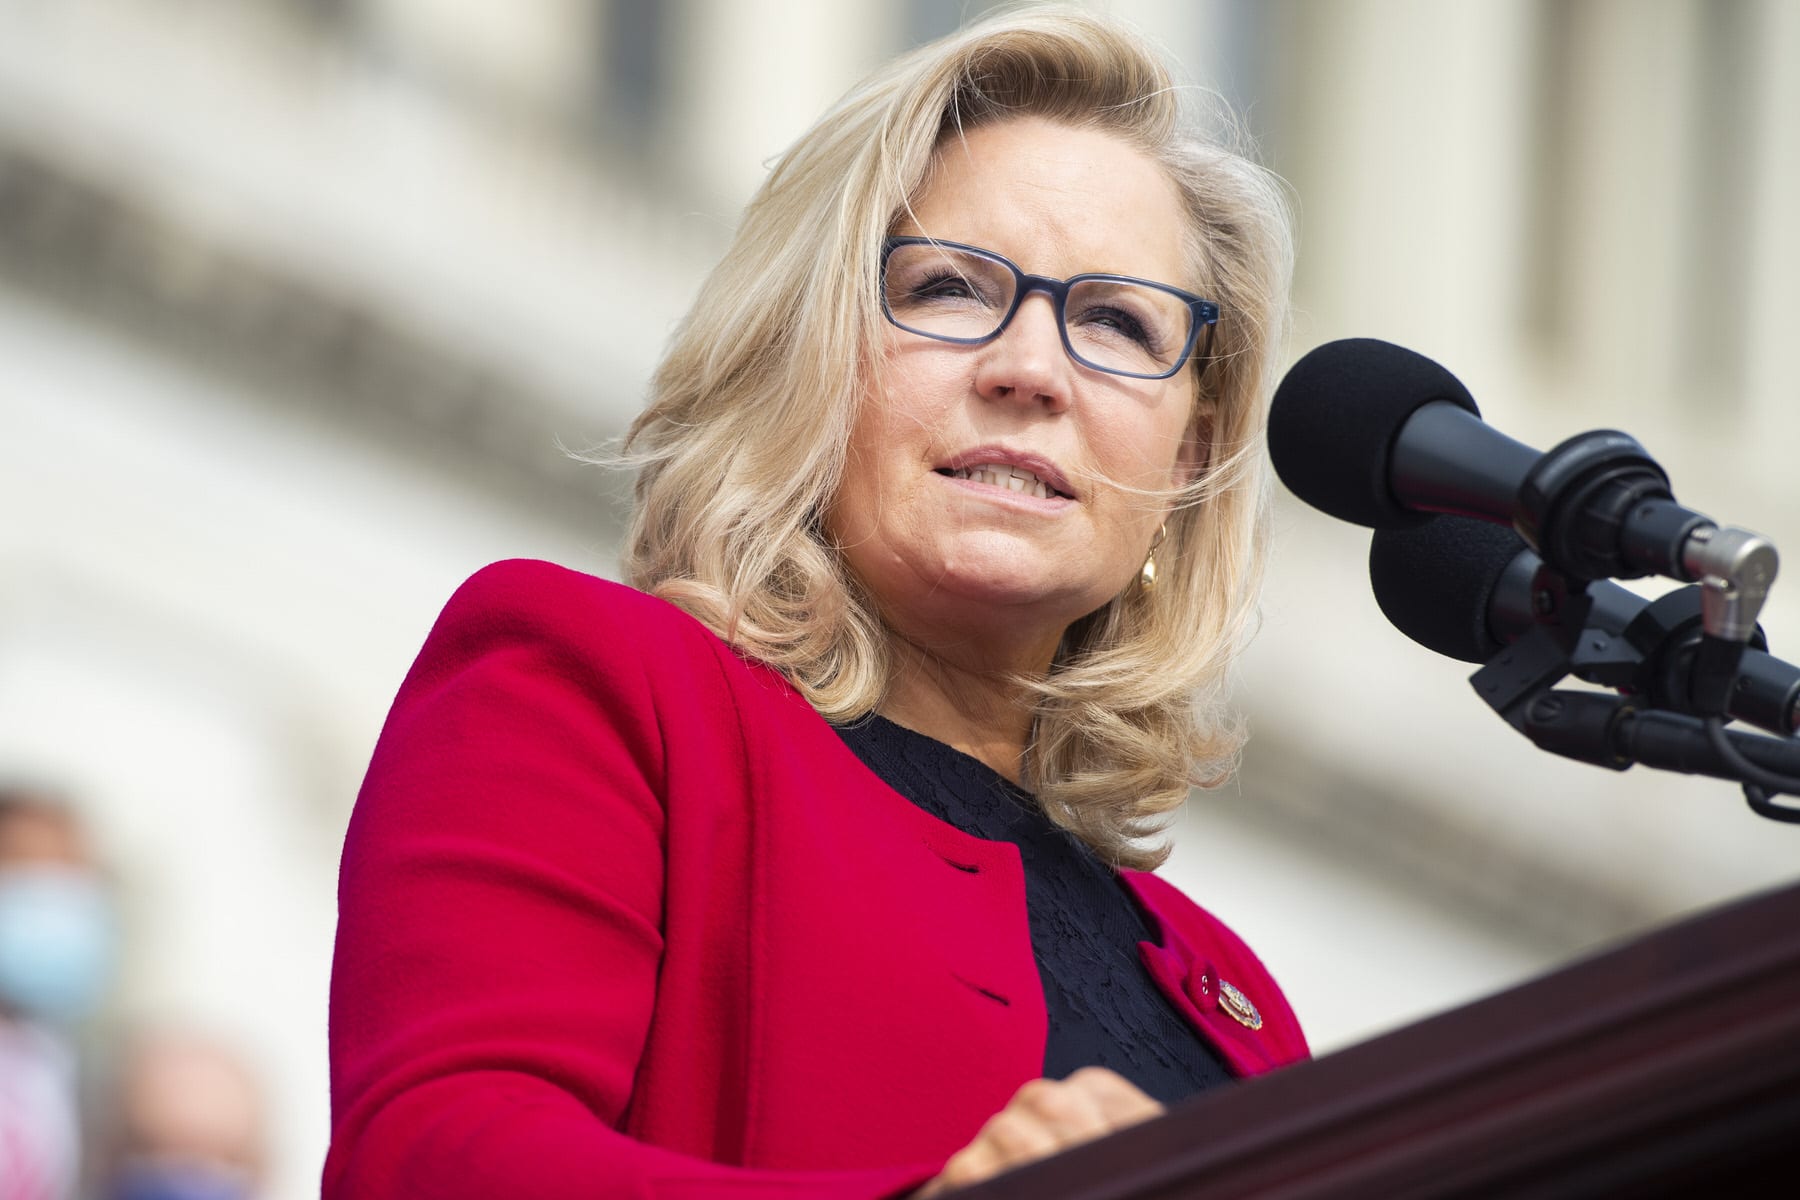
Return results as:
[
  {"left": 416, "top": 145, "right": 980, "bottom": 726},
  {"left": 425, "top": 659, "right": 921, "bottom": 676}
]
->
[
  {"left": 1268, "top": 338, "right": 1481, "bottom": 529},
  {"left": 1369, "top": 516, "right": 1529, "bottom": 663}
]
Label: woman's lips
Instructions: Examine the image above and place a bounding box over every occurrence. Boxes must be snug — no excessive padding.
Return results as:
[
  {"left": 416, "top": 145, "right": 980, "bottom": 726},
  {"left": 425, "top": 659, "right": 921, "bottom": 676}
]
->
[
  {"left": 934, "top": 449, "right": 1077, "bottom": 500},
  {"left": 938, "top": 463, "right": 1065, "bottom": 500}
]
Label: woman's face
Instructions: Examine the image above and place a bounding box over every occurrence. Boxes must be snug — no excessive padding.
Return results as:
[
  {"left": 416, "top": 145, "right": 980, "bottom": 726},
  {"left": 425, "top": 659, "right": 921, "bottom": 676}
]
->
[{"left": 827, "top": 116, "right": 1202, "bottom": 664}]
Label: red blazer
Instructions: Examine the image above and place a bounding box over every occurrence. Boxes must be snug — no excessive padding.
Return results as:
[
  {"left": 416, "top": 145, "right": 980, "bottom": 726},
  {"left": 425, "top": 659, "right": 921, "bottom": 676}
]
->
[{"left": 325, "top": 560, "right": 1307, "bottom": 1199}]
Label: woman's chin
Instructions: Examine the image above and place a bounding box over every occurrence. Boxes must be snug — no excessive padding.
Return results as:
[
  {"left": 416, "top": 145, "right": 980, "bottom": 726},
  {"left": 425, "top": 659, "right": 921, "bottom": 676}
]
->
[
  {"left": 913, "top": 567, "right": 1110, "bottom": 633},
  {"left": 844, "top": 535, "right": 1128, "bottom": 650}
]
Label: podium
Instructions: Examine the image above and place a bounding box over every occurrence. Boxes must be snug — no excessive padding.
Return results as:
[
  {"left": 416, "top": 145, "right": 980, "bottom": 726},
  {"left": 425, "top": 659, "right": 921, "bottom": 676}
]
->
[{"left": 963, "top": 880, "right": 1800, "bottom": 1198}]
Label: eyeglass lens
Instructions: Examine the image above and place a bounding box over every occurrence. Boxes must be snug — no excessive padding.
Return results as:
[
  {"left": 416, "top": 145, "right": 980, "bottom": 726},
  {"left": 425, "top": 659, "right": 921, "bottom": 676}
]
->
[{"left": 883, "top": 242, "right": 1193, "bottom": 376}]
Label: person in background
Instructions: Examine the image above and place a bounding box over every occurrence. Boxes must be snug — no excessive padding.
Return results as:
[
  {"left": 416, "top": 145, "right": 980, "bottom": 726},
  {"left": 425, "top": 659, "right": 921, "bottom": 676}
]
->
[
  {"left": 328, "top": 7, "right": 1306, "bottom": 1197},
  {"left": 0, "top": 786, "right": 114, "bottom": 1200},
  {"left": 97, "top": 1025, "right": 268, "bottom": 1200}
]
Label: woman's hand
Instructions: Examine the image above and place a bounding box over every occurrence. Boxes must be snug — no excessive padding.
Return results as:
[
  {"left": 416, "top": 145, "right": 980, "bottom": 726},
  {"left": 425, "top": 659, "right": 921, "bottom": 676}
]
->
[{"left": 914, "top": 1068, "right": 1164, "bottom": 1196}]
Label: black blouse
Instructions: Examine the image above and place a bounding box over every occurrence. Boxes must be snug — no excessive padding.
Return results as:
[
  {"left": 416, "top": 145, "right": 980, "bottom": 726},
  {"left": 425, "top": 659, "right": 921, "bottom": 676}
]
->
[{"left": 833, "top": 715, "right": 1231, "bottom": 1106}]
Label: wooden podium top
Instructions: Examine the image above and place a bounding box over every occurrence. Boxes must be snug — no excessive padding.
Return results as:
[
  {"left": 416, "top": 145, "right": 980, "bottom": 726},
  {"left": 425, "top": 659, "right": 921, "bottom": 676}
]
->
[{"left": 961, "top": 879, "right": 1800, "bottom": 1199}]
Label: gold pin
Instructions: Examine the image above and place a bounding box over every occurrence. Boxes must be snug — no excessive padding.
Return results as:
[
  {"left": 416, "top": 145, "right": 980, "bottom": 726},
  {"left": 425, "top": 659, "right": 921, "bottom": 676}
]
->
[{"left": 1219, "top": 980, "right": 1263, "bottom": 1030}]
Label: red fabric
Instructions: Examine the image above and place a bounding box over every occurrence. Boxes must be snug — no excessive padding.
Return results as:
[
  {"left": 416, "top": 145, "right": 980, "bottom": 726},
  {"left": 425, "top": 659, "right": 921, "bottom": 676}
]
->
[{"left": 325, "top": 560, "right": 1308, "bottom": 1199}]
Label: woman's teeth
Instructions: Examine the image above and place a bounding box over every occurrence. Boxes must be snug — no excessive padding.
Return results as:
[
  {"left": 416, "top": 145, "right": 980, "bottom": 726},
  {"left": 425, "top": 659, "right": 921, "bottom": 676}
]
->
[{"left": 946, "top": 465, "right": 1058, "bottom": 500}]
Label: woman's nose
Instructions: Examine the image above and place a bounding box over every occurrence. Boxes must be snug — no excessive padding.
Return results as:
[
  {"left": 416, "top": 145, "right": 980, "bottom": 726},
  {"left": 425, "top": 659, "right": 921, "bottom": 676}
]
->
[{"left": 974, "top": 293, "right": 1072, "bottom": 411}]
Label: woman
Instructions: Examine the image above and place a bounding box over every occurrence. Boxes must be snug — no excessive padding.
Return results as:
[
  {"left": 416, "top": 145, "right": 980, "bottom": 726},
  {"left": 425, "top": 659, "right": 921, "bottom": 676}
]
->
[{"left": 326, "top": 8, "right": 1305, "bottom": 1198}]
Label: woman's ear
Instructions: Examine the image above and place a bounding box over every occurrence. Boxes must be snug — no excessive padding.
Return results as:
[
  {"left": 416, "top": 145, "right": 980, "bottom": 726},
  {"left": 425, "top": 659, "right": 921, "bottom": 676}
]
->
[{"left": 1172, "top": 398, "right": 1215, "bottom": 489}]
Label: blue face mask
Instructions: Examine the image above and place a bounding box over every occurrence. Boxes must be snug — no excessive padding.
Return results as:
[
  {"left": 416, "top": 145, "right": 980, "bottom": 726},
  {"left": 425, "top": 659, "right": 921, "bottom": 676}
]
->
[{"left": 0, "top": 866, "right": 115, "bottom": 1021}]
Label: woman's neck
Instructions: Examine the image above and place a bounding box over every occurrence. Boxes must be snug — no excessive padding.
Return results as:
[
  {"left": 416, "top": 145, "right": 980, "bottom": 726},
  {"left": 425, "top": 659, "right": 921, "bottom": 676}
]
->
[{"left": 875, "top": 640, "right": 1046, "bottom": 785}]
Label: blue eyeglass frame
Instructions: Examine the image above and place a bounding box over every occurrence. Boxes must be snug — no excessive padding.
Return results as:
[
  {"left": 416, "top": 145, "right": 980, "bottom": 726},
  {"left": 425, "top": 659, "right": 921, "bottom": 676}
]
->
[{"left": 880, "top": 235, "right": 1219, "bottom": 381}]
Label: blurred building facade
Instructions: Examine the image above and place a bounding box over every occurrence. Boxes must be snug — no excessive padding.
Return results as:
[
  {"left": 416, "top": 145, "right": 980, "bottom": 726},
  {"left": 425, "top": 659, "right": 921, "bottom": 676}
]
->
[{"left": 0, "top": 1, "right": 1794, "bottom": 1196}]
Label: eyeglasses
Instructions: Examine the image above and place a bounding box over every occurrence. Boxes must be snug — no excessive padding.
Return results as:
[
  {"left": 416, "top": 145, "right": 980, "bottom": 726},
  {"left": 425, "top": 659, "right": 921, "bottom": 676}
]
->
[{"left": 880, "top": 236, "right": 1218, "bottom": 380}]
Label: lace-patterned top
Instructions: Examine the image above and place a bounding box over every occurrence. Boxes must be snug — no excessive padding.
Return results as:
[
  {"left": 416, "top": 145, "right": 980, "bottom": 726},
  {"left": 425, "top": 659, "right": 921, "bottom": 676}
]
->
[{"left": 833, "top": 715, "right": 1232, "bottom": 1105}]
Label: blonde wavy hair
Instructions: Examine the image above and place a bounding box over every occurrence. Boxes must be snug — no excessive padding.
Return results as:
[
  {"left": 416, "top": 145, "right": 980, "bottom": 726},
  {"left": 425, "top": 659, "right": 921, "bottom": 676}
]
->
[{"left": 620, "top": 6, "right": 1293, "bottom": 869}]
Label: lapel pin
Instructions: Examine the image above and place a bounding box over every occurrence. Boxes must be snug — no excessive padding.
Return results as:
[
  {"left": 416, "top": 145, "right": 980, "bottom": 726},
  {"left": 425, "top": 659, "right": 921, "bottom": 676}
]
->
[{"left": 1219, "top": 979, "right": 1263, "bottom": 1030}]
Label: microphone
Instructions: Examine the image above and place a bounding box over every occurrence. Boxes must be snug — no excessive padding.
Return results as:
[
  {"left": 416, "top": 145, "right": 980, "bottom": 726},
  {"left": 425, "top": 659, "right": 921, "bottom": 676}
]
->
[
  {"left": 1369, "top": 516, "right": 1800, "bottom": 736},
  {"left": 1270, "top": 338, "right": 1779, "bottom": 712},
  {"left": 1267, "top": 338, "right": 1769, "bottom": 589}
]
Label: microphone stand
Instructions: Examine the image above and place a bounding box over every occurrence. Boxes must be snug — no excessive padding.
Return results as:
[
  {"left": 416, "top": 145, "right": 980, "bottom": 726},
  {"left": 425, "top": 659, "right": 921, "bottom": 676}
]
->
[
  {"left": 1469, "top": 594, "right": 1800, "bottom": 824},
  {"left": 1517, "top": 690, "right": 1800, "bottom": 823}
]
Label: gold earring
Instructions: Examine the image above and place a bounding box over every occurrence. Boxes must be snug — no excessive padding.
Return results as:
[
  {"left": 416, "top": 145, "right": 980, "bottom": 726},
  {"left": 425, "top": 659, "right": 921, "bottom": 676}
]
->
[{"left": 1141, "top": 523, "right": 1168, "bottom": 587}]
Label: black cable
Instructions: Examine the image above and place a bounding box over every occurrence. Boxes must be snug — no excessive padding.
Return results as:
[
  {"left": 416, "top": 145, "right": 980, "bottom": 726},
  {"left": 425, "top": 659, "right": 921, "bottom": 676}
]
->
[{"left": 1701, "top": 717, "right": 1800, "bottom": 824}]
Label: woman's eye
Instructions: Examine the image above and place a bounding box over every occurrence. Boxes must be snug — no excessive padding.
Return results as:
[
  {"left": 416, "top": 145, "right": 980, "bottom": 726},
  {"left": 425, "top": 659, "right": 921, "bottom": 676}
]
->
[
  {"left": 908, "top": 271, "right": 985, "bottom": 302},
  {"left": 1078, "top": 305, "right": 1155, "bottom": 347}
]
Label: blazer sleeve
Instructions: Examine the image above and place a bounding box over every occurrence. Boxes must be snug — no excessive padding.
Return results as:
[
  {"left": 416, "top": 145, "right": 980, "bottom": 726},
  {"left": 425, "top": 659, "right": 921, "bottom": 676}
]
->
[{"left": 323, "top": 561, "right": 935, "bottom": 1200}]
